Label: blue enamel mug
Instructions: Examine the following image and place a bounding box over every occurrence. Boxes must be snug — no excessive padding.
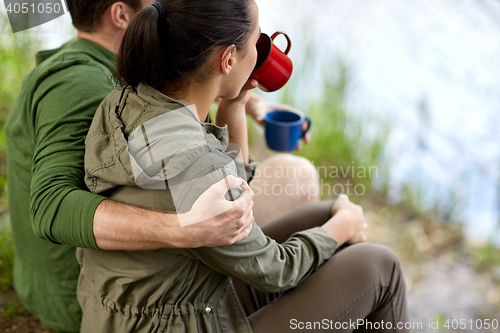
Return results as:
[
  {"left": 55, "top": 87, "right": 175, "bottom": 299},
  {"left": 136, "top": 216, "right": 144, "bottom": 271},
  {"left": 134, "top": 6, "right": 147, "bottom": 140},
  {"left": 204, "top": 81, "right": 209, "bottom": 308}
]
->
[{"left": 264, "top": 110, "right": 311, "bottom": 152}]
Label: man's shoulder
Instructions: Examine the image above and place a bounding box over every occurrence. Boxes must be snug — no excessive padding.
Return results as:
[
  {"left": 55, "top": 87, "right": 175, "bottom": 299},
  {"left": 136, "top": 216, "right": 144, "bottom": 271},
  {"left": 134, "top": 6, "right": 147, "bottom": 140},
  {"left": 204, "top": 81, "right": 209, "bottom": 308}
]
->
[
  {"left": 36, "top": 39, "right": 114, "bottom": 68},
  {"left": 29, "top": 39, "right": 115, "bottom": 89},
  {"left": 6, "top": 40, "right": 116, "bottom": 136}
]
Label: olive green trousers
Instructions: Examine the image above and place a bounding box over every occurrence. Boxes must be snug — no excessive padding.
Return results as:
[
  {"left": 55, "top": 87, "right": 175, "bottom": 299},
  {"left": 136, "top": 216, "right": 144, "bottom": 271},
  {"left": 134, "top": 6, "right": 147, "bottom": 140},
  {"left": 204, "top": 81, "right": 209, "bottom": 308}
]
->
[{"left": 234, "top": 201, "right": 410, "bottom": 333}]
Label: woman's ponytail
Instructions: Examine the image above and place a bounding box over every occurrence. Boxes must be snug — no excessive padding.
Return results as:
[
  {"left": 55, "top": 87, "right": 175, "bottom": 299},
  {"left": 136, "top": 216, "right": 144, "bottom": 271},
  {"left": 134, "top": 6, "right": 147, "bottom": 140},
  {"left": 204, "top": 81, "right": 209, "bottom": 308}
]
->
[
  {"left": 116, "top": 0, "right": 253, "bottom": 92},
  {"left": 116, "top": 6, "right": 167, "bottom": 91}
]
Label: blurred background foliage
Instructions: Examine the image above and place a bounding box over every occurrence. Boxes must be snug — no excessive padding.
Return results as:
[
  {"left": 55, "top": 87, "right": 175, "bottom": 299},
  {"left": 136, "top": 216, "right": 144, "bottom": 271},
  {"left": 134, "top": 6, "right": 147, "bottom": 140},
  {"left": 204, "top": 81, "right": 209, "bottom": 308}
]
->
[
  {"left": 0, "top": 14, "right": 42, "bottom": 330},
  {"left": 0, "top": 17, "right": 39, "bottom": 210}
]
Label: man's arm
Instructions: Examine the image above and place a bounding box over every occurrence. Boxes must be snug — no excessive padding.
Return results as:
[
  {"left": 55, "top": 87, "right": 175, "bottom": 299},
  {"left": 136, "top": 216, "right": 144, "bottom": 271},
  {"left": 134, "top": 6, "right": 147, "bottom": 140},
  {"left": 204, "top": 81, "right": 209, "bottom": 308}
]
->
[
  {"left": 93, "top": 176, "right": 254, "bottom": 250},
  {"left": 30, "top": 66, "right": 252, "bottom": 250}
]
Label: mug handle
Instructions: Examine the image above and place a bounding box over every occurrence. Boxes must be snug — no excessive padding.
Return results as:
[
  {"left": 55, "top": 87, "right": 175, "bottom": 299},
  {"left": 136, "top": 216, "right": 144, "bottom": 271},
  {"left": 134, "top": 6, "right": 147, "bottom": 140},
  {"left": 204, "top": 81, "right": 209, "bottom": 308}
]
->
[
  {"left": 271, "top": 32, "right": 292, "bottom": 55},
  {"left": 301, "top": 116, "right": 312, "bottom": 139}
]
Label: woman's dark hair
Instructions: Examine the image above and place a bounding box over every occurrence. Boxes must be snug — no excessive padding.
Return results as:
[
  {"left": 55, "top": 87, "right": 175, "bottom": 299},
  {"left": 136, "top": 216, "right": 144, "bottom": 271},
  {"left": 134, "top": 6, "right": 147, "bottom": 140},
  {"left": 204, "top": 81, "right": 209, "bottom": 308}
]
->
[{"left": 116, "top": 0, "right": 254, "bottom": 92}]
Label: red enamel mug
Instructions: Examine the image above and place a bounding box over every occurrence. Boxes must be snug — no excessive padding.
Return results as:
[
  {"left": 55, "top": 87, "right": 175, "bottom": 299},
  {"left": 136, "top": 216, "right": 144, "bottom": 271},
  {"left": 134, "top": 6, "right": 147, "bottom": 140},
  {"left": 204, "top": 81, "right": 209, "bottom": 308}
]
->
[{"left": 250, "top": 32, "right": 293, "bottom": 92}]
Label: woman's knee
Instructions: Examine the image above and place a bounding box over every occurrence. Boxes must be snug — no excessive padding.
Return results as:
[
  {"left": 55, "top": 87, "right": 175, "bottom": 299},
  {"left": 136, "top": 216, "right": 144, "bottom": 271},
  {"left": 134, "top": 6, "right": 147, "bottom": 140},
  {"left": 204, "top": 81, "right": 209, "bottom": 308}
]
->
[
  {"left": 356, "top": 243, "right": 401, "bottom": 268},
  {"left": 251, "top": 154, "right": 320, "bottom": 226},
  {"left": 339, "top": 243, "right": 403, "bottom": 285},
  {"left": 254, "top": 154, "right": 319, "bottom": 189}
]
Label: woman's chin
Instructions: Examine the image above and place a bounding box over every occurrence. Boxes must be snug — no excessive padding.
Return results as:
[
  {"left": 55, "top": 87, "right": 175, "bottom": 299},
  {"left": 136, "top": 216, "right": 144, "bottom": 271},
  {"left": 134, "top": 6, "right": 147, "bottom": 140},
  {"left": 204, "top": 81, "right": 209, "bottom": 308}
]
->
[{"left": 221, "top": 92, "right": 240, "bottom": 101}]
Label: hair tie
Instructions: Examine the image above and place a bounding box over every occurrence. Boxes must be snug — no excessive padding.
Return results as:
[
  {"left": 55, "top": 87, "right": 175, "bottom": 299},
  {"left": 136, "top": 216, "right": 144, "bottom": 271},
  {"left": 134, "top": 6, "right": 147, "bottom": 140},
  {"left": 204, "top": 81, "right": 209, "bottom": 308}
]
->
[{"left": 152, "top": 1, "right": 167, "bottom": 20}]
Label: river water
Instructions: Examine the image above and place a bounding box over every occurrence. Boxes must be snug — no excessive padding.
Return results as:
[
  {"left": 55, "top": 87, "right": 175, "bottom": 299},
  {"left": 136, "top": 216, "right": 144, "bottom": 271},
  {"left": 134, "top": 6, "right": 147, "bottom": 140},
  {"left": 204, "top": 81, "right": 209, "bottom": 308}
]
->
[
  {"left": 256, "top": 0, "right": 500, "bottom": 243},
  {"left": 4, "top": 0, "right": 500, "bottom": 243}
]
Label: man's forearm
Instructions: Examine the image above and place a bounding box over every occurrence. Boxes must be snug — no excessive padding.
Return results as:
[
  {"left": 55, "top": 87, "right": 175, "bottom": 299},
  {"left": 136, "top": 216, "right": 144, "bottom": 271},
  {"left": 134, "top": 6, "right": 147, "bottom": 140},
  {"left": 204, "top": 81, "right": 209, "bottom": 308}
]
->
[
  {"left": 93, "top": 199, "right": 184, "bottom": 250},
  {"left": 92, "top": 177, "right": 256, "bottom": 250}
]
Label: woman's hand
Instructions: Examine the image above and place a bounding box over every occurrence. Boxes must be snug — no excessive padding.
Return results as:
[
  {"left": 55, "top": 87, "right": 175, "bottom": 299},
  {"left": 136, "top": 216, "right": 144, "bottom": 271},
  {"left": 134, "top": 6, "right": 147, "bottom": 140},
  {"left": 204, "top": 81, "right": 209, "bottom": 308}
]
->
[
  {"left": 220, "top": 78, "right": 258, "bottom": 106},
  {"left": 322, "top": 194, "right": 368, "bottom": 246},
  {"left": 243, "top": 89, "right": 311, "bottom": 150}
]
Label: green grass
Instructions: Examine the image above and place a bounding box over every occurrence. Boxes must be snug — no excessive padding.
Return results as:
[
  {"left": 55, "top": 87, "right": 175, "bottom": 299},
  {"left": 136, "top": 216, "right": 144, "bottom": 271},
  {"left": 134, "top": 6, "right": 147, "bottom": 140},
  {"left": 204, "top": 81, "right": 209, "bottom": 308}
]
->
[
  {"left": 0, "top": 226, "right": 13, "bottom": 293},
  {"left": 0, "top": 219, "right": 19, "bottom": 321},
  {"left": 0, "top": 219, "right": 14, "bottom": 305},
  {"left": 470, "top": 240, "right": 500, "bottom": 274}
]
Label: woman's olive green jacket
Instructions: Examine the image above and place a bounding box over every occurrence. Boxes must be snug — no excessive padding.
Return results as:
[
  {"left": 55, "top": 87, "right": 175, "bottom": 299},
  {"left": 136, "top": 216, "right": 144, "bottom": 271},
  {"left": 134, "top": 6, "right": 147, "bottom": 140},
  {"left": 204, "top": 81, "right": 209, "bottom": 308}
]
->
[{"left": 78, "top": 83, "right": 338, "bottom": 333}]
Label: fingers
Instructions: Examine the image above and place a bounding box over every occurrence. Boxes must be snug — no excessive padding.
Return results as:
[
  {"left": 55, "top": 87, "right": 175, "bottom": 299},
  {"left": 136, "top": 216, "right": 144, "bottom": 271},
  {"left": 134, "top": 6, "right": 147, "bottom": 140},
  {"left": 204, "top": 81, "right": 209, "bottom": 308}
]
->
[
  {"left": 239, "top": 203, "right": 254, "bottom": 233},
  {"left": 295, "top": 120, "right": 311, "bottom": 149},
  {"left": 232, "top": 179, "right": 254, "bottom": 215},
  {"left": 334, "top": 194, "right": 349, "bottom": 208},
  {"left": 240, "top": 200, "right": 254, "bottom": 226},
  {"left": 338, "top": 194, "right": 349, "bottom": 201},
  {"left": 241, "top": 79, "right": 258, "bottom": 91},
  {"left": 235, "top": 182, "right": 254, "bottom": 225},
  {"left": 228, "top": 197, "right": 254, "bottom": 245},
  {"left": 303, "top": 132, "right": 311, "bottom": 144},
  {"left": 358, "top": 222, "right": 368, "bottom": 243},
  {"left": 191, "top": 178, "right": 255, "bottom": 246},
  {"left": 207, "top": 175, "right": 243, "bottom": 197},
  {"left": 301, "top": 120, "right": 311, "bottom": 144},
  {"left": 301, "top": 120, "right": 309, "bottom": 132},
  {"left": 224, "top": 175, "right": 244, "bottom": 191},
  {"left": 334, "top": 193, "right": 368, "bottom": 244},
  {"left": 231, "top": 215, "right": 254, "bottom": 243},
  {"left": 332, "top": 194, "right": 347, "bottom": 215},
  {"left": 239, "top": 179, "right": 254, "bottom": 198}
]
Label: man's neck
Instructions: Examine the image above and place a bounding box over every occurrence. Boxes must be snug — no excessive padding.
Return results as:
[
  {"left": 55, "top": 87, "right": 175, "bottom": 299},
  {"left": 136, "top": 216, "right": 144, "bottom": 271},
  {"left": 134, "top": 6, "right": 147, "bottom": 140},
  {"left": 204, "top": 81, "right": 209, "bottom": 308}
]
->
[{"left": 76, "top": 30, "right": 121, "bottom": 54}]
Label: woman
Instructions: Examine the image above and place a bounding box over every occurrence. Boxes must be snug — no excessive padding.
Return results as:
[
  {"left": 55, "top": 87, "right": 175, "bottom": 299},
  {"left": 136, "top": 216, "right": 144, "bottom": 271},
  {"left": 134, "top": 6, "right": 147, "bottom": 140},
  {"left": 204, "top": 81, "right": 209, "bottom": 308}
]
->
[{"left": 79, "top": 0, "right": 410, "bottom": 332}]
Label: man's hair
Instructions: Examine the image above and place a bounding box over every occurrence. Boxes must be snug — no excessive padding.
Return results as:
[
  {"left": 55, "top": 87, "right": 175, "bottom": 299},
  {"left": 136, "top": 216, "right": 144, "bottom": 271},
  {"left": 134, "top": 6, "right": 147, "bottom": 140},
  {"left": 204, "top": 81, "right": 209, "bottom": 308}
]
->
[{"left": 67, "top": 0, "right": 143, "bottom": 32}]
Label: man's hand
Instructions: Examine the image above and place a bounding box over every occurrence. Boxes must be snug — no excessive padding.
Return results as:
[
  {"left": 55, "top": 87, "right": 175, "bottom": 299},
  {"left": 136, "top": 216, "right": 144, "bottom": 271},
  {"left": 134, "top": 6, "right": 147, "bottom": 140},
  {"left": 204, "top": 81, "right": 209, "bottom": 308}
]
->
[
  {"left": 243, "top": 86, "right": 311, "bottom": 150},
  {"left": 178, "top": 176, "right": 255, "bottom": 247}
]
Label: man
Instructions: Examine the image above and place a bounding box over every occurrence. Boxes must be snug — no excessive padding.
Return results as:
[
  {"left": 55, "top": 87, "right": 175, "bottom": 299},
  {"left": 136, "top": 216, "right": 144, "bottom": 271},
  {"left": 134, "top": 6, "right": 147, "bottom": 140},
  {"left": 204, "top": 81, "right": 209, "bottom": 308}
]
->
[{"left": 5, "top": 0, "right": 316, "bottom": 331}]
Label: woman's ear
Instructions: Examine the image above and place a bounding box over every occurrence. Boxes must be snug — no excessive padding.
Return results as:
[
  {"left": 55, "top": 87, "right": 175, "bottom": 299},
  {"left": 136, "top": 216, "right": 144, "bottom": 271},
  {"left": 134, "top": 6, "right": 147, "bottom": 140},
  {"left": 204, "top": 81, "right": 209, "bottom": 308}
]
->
[{"left": 220, "top": 45, "right": 237, "bottom": 75}]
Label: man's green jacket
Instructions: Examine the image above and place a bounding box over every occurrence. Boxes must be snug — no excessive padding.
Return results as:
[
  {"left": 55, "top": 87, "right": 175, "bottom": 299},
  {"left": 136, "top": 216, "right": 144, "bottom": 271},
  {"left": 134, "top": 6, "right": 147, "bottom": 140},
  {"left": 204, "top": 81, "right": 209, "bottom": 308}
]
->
[{"left": 5, "top": 39, "right": 115, "bottom": 332}]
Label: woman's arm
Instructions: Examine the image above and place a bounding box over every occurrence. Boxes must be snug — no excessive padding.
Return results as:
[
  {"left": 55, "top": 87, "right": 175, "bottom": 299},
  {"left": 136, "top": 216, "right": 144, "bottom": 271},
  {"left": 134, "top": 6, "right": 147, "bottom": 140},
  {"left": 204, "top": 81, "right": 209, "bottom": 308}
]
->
[
  {"left": 183, "top": 183, "right": 365, "bottom": 294},
  {"left": 189, "top": 204, "right": 338, "bottom": 294},
  {"left": 216, "top": 93, "right": 250, "bottom": 163},
  {"left": 187, "top": 200, "right": 365, "bottom": 293}
]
